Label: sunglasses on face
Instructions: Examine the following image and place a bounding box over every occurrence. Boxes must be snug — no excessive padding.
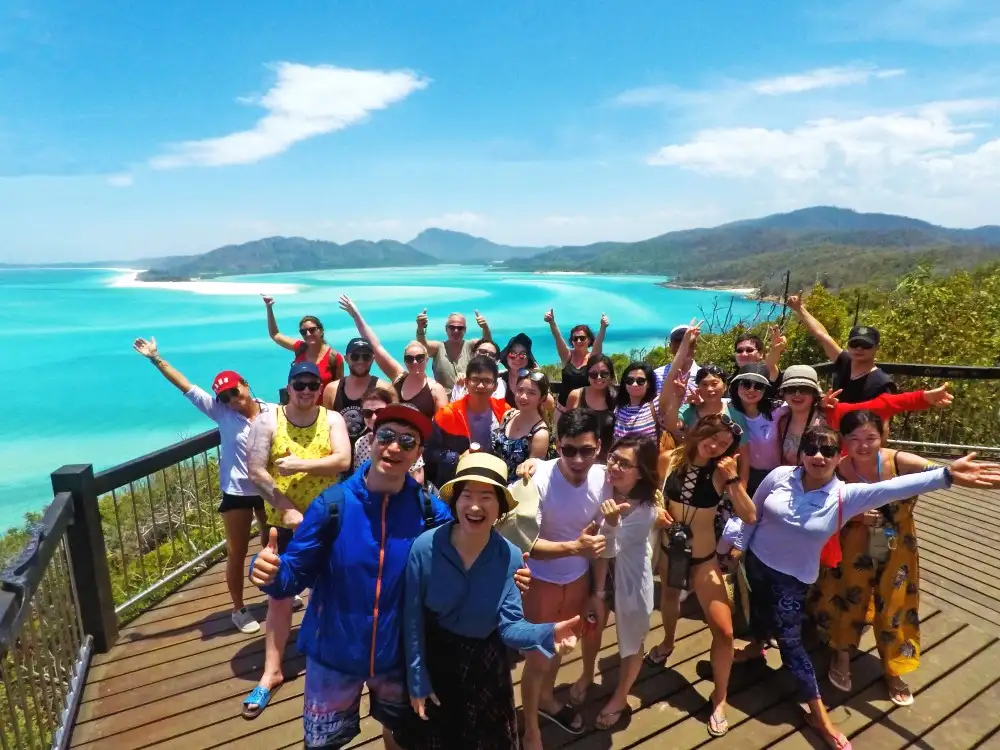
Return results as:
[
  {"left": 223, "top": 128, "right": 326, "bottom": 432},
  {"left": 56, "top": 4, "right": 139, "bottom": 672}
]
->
[
  {"left": 349, "top": 351, "right": 373, "bottom": 362},
  {"left": 517, "top": 368, "right": 546, "bottom": 382},
  {"left": 508, "top": 350, "right": 528, "bottom": 360},
  {"left": 801, "top": 442, "right": 839, "bottom": 458},
  {"left": 561, "top": 444, "right": 598, "bottom": 458},
  {"left": 781, "top": 385, "right": 815, "bottom": 397},
  {"left": 624, "top": 375, "right": 647, "bottom": 386},
  {"left": 404, "top": 353, "right": 426, "bottom": 365},
  {"left": 607, "top": 453, "right": 636, "bottom": 470},
  {"left": 571, "top": 335, "right": 589, "bottom": 343},
  {"left": 362, "top": 407, "right": 385, "bottom": 420},
  {"left": 290, "top": 379, "right": 321, "bottom": 392},
  {"left": 375, "top": 426, "right": 419, "bottom": 451},
  {"left": 217, "top": 387, "right": 240, "bottom": 404},
  {"left": 849, "top": 341, "right": 874, "bottom": 350},
  {"left": 475, "top": 349, "right": 498, "bottom": 359},
  {"left": 588, "top": 370, "right": 611, "bottom": 381},
  {"left": 299, "top": 326, "right": 320, "bottom": 336},
  {"left": 738, "top": 381, "right": 766, "bottom": 392},
  {"left": 735, "top": 347, "right": 758, "bottom": 355},
  {"left": 447, "top": 324, "right": 466, "bottom": 332}
]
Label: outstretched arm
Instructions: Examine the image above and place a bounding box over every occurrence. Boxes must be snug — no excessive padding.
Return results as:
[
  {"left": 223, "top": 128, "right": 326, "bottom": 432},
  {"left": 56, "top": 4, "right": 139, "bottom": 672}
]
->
[
  {"left": 262, "top": 295, "right": 299, "bottom": 351},
  {"left": 544, "top": 308, "right": 571, "bottom": 364},
  {"left": 133, "top": 337, "right": 194, "bottom": 394},
  {"left": 339, "top": 295, "right": 404, "bottom": 380},
  {"left": 763, "top": 325, "right": 786, "bottom": 381},
  {"left": 591, "top": 313, "right": 609, "bottom": 359},
  {"left": 787, "top": 294, "right": 842, "bottom": 362},
  {"left": 415, "top": 308, "right": 443, "bottom": 355},
  {"left": 474, "top": 309, "right": 492, "bottom": 342}
]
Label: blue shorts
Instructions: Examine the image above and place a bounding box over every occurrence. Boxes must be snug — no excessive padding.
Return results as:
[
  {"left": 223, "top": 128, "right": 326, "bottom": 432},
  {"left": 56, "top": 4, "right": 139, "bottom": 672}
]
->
[{"left": 302, "top": 658, "right": 409, "bottom": 749}]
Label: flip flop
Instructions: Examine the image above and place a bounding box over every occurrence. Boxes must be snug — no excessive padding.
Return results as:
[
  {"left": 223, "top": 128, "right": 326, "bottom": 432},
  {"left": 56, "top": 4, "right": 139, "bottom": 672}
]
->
[
  {"left": 888, "top": 678, "right": 914, "bottom": 707},
  {"left": 595, "top": 707, "right": 627, "bottom": 730},
  {"left": 707, "top": 704, "right": 729, "bottom": 737},
  {"left": 644, "top": 644, "right": 674, "bottom": 667},
  {"left": 828, "top": 663, "right": 852, "bottom": 692},
  {"left": 539, "top": 704, "right": 584, "bottom": 735},
  {"left": 805, "top": 710, "right": 852, "bottom": 750},
  {"left": 241, "top": 683, "right": 278, "bottom": 720},
  {"left": 568, "top": 680, "right": 590, "bottom": 707}
]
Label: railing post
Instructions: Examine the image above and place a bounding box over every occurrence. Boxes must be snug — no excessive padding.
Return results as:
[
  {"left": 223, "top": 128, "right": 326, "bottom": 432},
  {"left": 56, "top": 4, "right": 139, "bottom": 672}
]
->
[{"left": 51, "top": 464, "right": 118, "bottom": 653}]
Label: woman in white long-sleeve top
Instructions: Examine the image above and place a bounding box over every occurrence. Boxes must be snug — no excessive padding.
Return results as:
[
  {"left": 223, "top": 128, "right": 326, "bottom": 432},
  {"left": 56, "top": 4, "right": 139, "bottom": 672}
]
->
[{"left": 727, "top": 425, "right": 1000, "bottom": 750}]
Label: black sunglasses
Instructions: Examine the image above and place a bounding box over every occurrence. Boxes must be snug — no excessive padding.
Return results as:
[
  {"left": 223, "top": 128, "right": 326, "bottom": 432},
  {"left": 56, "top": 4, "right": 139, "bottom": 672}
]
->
[
  {"left": 299, "top": 326, "right": 320, "bottom": 336},
  {"left": 217, "top": 387, "right": 239, "bottom": 404},
  {"left": 624, "top": 375, "right": 647, "bottom": 386},
  {"left": 801, "top": 442, "right": 839, "bottom": 458},
  {"left": 735, "top": 346, "right": 758, "bottom": 355},
  {"left": 571, "top": 335, "right": 589, "bottom": 343},
  {"left": 349, "top": 351, "right": 373, "bottom": 362},
  {"left": 362, "top": 407, "right": 385, "bottom": 420},
  {"left": 447, "top": 324, "right": 466, "bottom": 332},
  {"left": 738, "top": 380, "right": 766, "bottom": 392},
  {"left": 588, "top": 370, "right": 611, "bottom": 381},
  {"left": 781, "top": 385, "right": 816, "bottom": 397},
  {"left": 849, "top": 341, "right": 874, "bottom": 350},
  {"left": 475, "top": 349, "right": 498, "bottom": 359},
  {"left": 375, "top": 426, "right": 419, "bottom": 451},
  {"left": 404, "top": 353, "right": 426, "bottom": 365},
  {"left": 561, "top": 444, "right": 599, "bottom": 458},
  {"left": 290, "top": 379, "right": 321, "bottom": 392},
  {"left": 517, "top": 368, "right": 546, "bottom": 382}
]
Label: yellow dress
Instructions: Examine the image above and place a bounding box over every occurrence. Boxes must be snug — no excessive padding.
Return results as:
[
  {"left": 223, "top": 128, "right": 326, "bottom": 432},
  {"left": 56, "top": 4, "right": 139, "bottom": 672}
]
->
[
  {"left": 811, "top": 449, "right": 923, "bottom": 678},
  {"left": 265, "top": 406, "right": 336, "bottom": 529}
]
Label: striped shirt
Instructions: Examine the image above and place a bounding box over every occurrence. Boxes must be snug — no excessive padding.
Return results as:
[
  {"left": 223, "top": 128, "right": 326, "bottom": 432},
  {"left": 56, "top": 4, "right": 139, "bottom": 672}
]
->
[{"left": 613, "top": 402, "right": 660, "bottom": 442}]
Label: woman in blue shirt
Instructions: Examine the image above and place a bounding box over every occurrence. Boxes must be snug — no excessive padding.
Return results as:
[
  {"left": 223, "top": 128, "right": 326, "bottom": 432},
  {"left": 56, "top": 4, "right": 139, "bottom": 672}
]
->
[{"left": 401, "top": 453, "right": 579, "bottom": 749}]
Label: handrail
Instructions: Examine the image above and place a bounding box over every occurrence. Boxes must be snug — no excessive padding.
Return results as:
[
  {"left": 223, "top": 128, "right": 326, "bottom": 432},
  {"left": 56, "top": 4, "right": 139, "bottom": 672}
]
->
[
  {"left": 93, "top": 429, "right": 221, "bottom": 496},
  {"left": 813, "top": 361, "right": 1000, "bottom": 380}
]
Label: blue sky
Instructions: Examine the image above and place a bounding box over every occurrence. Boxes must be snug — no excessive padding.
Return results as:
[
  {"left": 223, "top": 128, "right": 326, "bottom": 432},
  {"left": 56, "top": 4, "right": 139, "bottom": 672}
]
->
[{"left": 1, "top": 0, "right": 999, "bottom": 261}]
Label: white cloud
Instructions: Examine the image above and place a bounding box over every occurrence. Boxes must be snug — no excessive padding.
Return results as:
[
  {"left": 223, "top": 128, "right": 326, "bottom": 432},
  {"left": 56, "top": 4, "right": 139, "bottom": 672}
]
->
[
  {"left": 150, "top": 62, "right": 429, "bottom": 169},
  {"left": 420, "top": 212, "right": 488, "bottom": 231},
  {"left": 751, "top": 65, "right": 905, "bottom": 96},
  {"left": 106, "top": 173, "right": 134, "bottom": 187}
]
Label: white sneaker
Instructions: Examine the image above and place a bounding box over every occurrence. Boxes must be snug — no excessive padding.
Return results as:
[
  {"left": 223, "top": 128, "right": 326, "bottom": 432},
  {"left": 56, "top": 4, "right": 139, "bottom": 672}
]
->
[
  {"left": 293, "top": 594, "right": 304, "bottom": 610},
  {"left": 232, "top": 607, "right": 261, "bottom": 634},
  {"left": 679, "top": 589, "right": 690, "bottom": 603}
]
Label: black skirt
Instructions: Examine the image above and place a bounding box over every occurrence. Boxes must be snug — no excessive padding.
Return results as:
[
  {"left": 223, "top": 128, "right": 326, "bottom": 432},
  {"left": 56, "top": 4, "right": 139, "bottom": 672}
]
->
[{"left": 397, "top": 611, "right": 520, "bottom": 750}]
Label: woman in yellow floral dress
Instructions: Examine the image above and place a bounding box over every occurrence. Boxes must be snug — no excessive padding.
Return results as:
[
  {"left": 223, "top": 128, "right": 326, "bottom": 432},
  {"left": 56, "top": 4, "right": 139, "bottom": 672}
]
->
[{"left": 811, "top": 410, "right": 933, "bottom": 707}]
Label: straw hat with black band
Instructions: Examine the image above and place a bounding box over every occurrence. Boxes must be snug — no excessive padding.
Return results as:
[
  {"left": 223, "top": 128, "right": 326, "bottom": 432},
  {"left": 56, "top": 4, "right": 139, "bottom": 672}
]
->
[{"left": 438, "top": 453, "right": 518, "bottom": 514}]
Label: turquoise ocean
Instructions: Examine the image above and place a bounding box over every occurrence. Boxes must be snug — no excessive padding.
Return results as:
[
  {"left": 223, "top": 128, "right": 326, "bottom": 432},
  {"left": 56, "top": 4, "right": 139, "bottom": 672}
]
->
[{"left": 0, "top": 266, "right": 766, "bottom": 529}]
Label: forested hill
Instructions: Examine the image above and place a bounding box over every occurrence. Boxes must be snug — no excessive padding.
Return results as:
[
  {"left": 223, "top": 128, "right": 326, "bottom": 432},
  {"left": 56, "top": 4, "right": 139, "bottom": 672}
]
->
[{"left": 502, "top": 207, "right": 1000, "bottom": 293}]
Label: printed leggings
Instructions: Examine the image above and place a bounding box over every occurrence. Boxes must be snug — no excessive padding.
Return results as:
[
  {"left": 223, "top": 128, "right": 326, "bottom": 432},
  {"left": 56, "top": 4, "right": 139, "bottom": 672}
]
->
[{"left": 744, "top": 550, "right": 820, "bottom": 702}]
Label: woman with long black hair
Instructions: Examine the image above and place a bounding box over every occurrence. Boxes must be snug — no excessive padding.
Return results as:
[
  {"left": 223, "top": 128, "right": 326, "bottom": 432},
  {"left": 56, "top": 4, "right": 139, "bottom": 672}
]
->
[
  {"left": 565, "top": 353, "right": 617, "bottom": 460},
  {"left": 543, "top": 309, "right": 609, "bottom": 409},
  {"left": 613, "top": 361, "right": 660, "bottom": 442},
  {"left": 729, "top": 363, "right": 780, "bottom": 496}
]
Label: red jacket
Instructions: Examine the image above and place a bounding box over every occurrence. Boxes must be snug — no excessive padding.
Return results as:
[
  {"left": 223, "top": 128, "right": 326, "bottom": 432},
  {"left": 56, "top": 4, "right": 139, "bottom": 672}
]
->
[
  {"left": 424, "top": 396, "right": 510, "bottom": 486},
  {"left": 824, "top": 389, "right": 928, "bottom": 431}
]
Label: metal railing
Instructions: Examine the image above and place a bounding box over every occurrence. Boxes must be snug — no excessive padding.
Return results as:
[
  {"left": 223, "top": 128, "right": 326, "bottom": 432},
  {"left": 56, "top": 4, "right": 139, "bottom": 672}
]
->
[
  {"left": 814, "top": 362, "right": 1000, "bottom": 457},
  {"left": 0, "top": 492, "right": 91, "bottom": 750}
]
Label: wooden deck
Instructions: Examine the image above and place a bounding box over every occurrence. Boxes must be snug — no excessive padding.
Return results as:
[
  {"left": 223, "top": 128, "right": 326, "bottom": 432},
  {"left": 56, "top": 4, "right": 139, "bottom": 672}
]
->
[{"left": 71, "top": 485, "right": 1000, "bottom": 749}]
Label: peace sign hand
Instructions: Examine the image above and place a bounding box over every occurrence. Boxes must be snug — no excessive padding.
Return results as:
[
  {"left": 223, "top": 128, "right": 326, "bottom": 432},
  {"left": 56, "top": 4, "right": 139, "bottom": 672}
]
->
[
  {"left": 787, "top": 293, "right": 804, "bottom": 312},
  {"left": 820, "top": 388, "right": 843, "bottom": 411}
]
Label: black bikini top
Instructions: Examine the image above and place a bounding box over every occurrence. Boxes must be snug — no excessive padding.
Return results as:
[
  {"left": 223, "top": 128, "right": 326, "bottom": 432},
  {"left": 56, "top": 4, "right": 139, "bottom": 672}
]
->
[{"left": 663, "top": 464, "right": 721, "bottom": 510}]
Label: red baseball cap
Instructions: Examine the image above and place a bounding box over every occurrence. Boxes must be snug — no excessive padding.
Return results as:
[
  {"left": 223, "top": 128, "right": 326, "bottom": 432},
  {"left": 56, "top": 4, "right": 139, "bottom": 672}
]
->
[{"left": 212, "top": 370, "right": 243, "bottom": 397}]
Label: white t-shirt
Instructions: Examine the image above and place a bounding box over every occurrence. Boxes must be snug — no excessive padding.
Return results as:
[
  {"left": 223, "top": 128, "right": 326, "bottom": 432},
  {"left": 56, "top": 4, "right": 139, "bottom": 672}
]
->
[
  {"left": 184, "top": 387, "right": 273, "bottom": 496},
  {"left": 528, "top": 459, "right": 612, "bottom": 585}
]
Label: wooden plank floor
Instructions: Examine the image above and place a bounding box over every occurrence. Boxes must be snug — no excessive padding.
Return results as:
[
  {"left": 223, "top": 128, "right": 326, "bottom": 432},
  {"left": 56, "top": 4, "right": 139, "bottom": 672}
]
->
[{"left": 70, "top": 485, "right": 1000, "bottom": 749}]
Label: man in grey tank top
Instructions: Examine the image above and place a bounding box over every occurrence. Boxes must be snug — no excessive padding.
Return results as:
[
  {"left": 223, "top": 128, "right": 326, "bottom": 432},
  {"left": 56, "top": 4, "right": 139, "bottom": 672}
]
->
[{"left": 416, "top": 308, "right": 492, "bottom": 392}]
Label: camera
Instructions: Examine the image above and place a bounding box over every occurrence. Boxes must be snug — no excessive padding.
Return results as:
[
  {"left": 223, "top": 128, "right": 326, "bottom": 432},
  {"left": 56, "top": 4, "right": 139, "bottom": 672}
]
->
[{"left": 665, "top": 522, "right": 693, "bottom": 590}]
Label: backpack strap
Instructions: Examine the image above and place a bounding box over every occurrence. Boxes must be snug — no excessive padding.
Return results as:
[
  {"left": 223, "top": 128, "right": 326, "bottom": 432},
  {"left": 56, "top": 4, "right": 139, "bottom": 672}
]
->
[
  {"left": 420, "top": 488, "right": 439, "bottom": 529},
  {"left": 325, "top": 491, "right": 346, "bottom": 543}
]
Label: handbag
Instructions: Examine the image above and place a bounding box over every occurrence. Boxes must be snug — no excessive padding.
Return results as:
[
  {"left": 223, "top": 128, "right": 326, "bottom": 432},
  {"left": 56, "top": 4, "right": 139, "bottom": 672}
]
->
[
  {"left": 496, "top": 476, "right": 541, "bottom": 555},
  {"left": 818, "top": 488, "right": 844, "bottom": 568}
]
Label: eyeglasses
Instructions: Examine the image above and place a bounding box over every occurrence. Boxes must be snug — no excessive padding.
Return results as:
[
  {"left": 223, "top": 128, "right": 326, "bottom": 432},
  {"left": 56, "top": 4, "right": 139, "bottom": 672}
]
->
[
  {"left": 468, "top": 376, "right": 496, "bottom": 389},
  {"left": 738, "top": 381, "right": 766, "bottom": 392},
  {"left": 718, "top": 414, "right": 744, "bottom": 437},
  {"left": 404, "top": 353, "right": 426, "bottom": 365},
  {"left": 607, "top": 453, "right": 636, "bottom": 470},
  {"left": 735, "top": 347, "right": 758, "bottom": 355},
  {"left": 571, "top": 335, "right": 589, "bottom": 343},
  {"left": 781, "top": 385, "right": 816, "bottom": 397},
  {"left": 375, "top": 426, "right": 419, "bottom": 451},
  {"left": 290, "top": 379, "right": 321, "bottom": 392},
  {"left": 362, "top": 407, "right": 385, "bottom": 420},
  {"left": 588, "top": 370, "right": 611, "bottom": 381},
  {"left": 561, "top": 444, "right": 599, "bottom": 458},
  {"left": 447, "top": 324, "right": 466, "bottom": 332},
  {"left": 217, "top": 387, "right": 239, "bottom": 404},
  {"left": 299, "top": 326, "right": 320, "bottom": 336},
  {"left": 349, "top": 351, "right": 373, "bottom": 362},
  {"left": 517, "top": 368, "right": 546, "bottom": 382},
  {"left": 475, "top": 349, "right": 498, "bottom": 360},
  {"left": 848, "top": 341, "right": 874, "bottom": 350},
  {"left": 624, "top": 376, "right": 647, "bottom": 386},
  {"left": 801, "top": 442, "right": 839, "bottom": 458}
]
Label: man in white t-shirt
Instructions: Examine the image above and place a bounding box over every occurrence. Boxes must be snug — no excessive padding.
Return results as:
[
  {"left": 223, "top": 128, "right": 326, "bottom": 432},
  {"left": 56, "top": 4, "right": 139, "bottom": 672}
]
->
[
  {"left": 655, "top": 325, "right": 699, "bottom": 402},
  {"left": 517, "top": 408, "right": 613, "bottom": 750}
]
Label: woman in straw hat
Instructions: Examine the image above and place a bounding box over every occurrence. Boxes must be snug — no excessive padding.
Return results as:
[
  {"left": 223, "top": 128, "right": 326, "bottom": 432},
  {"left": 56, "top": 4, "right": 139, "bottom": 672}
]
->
[{"left": 400, "top": 452, "right": 580, "bottom": 749}]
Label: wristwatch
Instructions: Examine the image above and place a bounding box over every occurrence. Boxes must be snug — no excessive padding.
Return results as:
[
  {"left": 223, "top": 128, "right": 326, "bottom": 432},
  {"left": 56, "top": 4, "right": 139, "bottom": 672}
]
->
[
  {"left": 725, "top": 476, "right": 740, "bottom": 485},
  {"left": 943, "top": 466, "right": 954, "bottom": 487}
]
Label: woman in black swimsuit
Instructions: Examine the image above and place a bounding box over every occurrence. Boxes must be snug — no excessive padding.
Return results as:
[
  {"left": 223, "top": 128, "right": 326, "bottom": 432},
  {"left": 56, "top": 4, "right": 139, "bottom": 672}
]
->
[
  {"left": 644, "top": 414, "right": 757, "bottom": 738},
  {"left": 338, "top": 295, "right": 447, "bottom": 419},
  {"left": 544, "top": 308, "right": 609, "bottom": 409},
  {"left": 565, "top": 354, "right": 617, "bottom": 461}
]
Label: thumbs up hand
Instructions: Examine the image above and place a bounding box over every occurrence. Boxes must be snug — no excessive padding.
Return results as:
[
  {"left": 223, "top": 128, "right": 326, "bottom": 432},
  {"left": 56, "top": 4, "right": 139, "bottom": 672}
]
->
[
  {"left": 416, "top": 309, "right": 428, "bottom": 329},
  {"left": 553, "top": 614, "right": 580, "bottom": 656},
  {"left": 575, "top": 520, "right": 606, "bottom": 558},
  {"left": 249, "top": 527, "right": 282, "bottom": 586},
  {"left": 513, "top": 552, "right": 532, "bottom": 593},
  {"left": 600, "top": 499, "right": 631, "bottom": 527}
]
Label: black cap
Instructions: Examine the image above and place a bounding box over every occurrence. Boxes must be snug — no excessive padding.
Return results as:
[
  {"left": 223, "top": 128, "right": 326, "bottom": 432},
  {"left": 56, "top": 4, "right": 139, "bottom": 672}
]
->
[
  {"left": 848, "top": 326, "right": 880, "bottom": 348},
  {"left": 346, "top": 337, "right": 373, "bottom": 355}
]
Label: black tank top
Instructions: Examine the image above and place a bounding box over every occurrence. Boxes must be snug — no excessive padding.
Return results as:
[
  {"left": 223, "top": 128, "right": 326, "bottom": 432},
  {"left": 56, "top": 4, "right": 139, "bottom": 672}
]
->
[
  {"left": 560, "top": 360, "right": 589, "bottom": 406},
  {"left": 394, "top": 376, "right": 437, "bottom": 419},
  {"left": 334, "top": 375, "right": 378, "bottom": 443},
  {"left": 663, "top": 464, "right": 721, "bottom": 510}
]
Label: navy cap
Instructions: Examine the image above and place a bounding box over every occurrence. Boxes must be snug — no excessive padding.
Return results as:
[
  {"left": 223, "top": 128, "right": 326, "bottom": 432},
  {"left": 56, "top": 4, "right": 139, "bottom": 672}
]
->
[
  {"left": 288, "top": 361, "right": 321, "bottom": 381},
  {"left": 346, "top": 337, "right": 373, "bottom": 355}
]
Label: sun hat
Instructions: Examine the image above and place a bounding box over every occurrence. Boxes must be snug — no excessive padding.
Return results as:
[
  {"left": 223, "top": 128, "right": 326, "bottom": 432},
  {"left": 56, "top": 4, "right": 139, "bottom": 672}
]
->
[
  {"left": 373, "top": 403, "right": 433, "bottom": 442},
  {"left": 211, "top": 370, "right": 243, "bottom": 397},
  {"left": 438, "top": 453, "right": 518, "bottom": 512},
  {"left": 729, "top": 363, "right": 771, "bottom": 391},
  {"left": 779, "top": 365, "right": 822, "bottom": 394},
  {"left": 847, "top": 326, "right": 880, "bottom": 348},
  {"left": 499, "top": 333, "right": 537, "bottom": 370}
]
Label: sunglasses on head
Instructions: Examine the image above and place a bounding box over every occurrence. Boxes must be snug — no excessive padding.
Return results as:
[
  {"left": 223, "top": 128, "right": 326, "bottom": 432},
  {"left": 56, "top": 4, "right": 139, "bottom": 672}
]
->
[
  {"left": 718, "top": 413, "right": 744, "bottom": 438},
  {"left": 561, "top": 444, "right": 598, "bottom": 458},
  {"left": 624, "top": 375, "right": 647, "bottom": 386},
  {"left": 781, "top": 385, "right": 816, "bottom": 397},
  {"left": 375, "top": 426, "right": 419, "bottom": 451},
  {"left": 849, "top": 341, "right": 874, "bottom": 350},
  {"left": 349, "top": 351, "right": 373, "bottom": 362},
  {"left": 404, "top": 353, "right": 426, "bottom": 365},
  {"left": 290, "top": 379, "right": 321, "bottom": 392},
  {"left": 735, "top": 346, "right": 757, "bottom": 355},
  {"left": 738, "top": 380, "right": 766, "bottom": 392},
  {"left": 588, "top": 370, "right": 611, "bottom": 381},
  {"left": 362, "top": 407, "right": 385, "bottom": 420},
  {"left": 475, "top": 348, "right": 497, "bottom": 359},
  {"left": 801, "top": 442, "right": 839, "bottom": 458},
  {"left": 517, "top": 368, "right": 546, "bottom": 382},
  {"left": 697, "top": 365, "right": 726, "bottom": 381},
  {"left": 571, "top": 334, "right": 589, "bottom": 343},
  {"left": 447, "top": 324, "right": 466, "bottom": 332},
  {"left": 217, "top": 387, "right": 240, "bottom": 404},
  {"left": 299, "top": 326, "right": 320, "bottom": 336}
]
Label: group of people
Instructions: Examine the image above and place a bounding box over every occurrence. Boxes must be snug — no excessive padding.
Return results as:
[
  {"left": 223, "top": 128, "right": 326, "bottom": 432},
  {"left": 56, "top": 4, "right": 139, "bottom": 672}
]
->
[{"left": 131, "top": 292, "right": 1000, "bottom": 750}]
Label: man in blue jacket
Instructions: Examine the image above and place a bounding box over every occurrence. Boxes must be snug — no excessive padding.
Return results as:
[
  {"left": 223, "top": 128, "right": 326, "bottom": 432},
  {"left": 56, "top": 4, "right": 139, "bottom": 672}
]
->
[{"left": 249, "top": 403, "right": 529, "bottom": 749}]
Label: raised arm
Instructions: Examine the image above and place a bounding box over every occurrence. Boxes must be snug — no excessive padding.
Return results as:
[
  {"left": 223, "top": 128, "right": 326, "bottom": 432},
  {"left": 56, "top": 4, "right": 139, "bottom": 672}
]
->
[
  {"left": 261, "top": 295, "right": 300, "bottom": 352},
  {"left": 658, "top": 322, "right": 700, "bottom": 433},
  {"left": 246, "top": 412, "right": 298, "bottom": 518},
  {"left": 763, "top": 325, "right": 786, "bottom": 381},
  {"left": 473, "top": 309, "right": 492, "bottom": 342},
  {"left": 133, "top": 337, "right": 194, "bottom": 394},
  {"left": 591, "top": 313, "right": 609, "bottom": 359},
  {"left": 787, "top": 295, "right": 842, "bottom": 362},
  {"left": 544, "top": 308, "right": 571, "bottom": 364},
  {"left": 339, "top": 295, "right": 404, "bottom": 380},
  {"left": 415, "top": 308, "right": 443, "bottom": 355}
]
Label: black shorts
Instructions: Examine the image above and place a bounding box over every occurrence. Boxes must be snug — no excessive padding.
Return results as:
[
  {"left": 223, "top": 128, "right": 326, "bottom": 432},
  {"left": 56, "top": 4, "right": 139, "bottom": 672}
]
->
[
  {"left": 218, "top": 492, "right": 265, "bottom": 513},
  {"left": 263, "top": 525, "right": 295, "bottom": 554}
]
